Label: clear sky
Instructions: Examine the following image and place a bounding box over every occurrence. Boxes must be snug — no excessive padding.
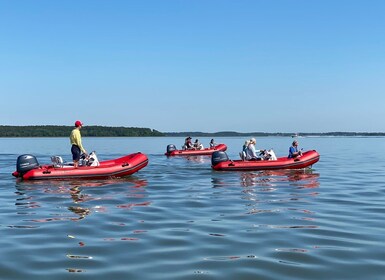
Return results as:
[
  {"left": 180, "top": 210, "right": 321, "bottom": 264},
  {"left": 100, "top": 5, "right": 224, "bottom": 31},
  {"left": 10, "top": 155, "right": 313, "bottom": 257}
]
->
[{"left": 1, "top": 0, "right": 384, "bottom": 133}]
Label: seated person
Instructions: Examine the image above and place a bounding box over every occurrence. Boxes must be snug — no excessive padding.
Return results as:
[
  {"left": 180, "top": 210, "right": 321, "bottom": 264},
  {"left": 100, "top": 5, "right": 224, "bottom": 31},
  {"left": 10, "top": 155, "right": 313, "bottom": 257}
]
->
[
  {"left": 239, "top": 140, "right": 249, "bottom": 160},
  {"left": 183, "top": 137, "right": 194, "bottom": 150},
  {"left": 245, "top": 138, "right": 265, "bottom": 161},
  {"left": 193, "top": 139, "right": 204, "bottom": 150},
  {"left": 209, "top": 139, "right": 216, "bottom": 148},
  {"left": 288, "top": 140, "right": 302, "bottom": 158}
]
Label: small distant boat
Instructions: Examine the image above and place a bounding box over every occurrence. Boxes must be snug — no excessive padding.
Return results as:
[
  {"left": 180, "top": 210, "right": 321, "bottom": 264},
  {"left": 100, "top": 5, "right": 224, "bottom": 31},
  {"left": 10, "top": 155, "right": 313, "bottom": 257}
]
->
[
  {"left": 211, "top": 150, "right": 320, "bottom": 171},
  {"left": 291, "top": 133, "right": 299, "bottom": 138},
  {"left": 165, "top": 144, "right": 227, "bottom": 156},
  {"left": 12, "top": 152, "right": 148, "bottom": 180}
]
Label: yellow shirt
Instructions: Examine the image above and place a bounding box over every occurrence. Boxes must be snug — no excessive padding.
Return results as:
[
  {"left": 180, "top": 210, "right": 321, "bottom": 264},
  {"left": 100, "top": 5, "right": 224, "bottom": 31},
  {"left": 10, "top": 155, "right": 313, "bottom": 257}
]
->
[{"left": 70, "top": 128, "right": 86, "bottom": 153}]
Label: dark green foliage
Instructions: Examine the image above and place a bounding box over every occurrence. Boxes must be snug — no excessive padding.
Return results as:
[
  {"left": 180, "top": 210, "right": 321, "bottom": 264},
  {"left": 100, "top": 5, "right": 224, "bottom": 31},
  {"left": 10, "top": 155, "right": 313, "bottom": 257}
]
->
[
  {"left": 0, "top": 125, "right": 164, "bottom": 137},
  {"left": 0, "top": 126, "right": 384, "bottom": 137},
  {"left": 164, "top": 131, "right": 385, "bottom": 137}
]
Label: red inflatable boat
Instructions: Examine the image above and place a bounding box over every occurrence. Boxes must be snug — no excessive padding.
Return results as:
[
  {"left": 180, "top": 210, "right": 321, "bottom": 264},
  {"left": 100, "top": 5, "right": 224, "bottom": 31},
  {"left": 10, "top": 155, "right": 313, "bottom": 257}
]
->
[
  {"left": 211, "top": 150, "right": 320, "bottom": 171},
  {"left": 165, "top": 144, "right": 227, "bottom": 156},
  {"left": 12, "top": 152, "right": 148, "bottom": 180}
]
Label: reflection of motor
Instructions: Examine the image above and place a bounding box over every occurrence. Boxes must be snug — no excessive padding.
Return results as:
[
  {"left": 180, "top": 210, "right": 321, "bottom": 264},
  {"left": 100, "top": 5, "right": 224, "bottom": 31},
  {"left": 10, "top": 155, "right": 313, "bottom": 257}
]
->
[
  {"left": 80, "top": 151, "right": 100, "bottom": 166},
  {"left": 212, "top": 151, "right": 229, "bottom": 166}
]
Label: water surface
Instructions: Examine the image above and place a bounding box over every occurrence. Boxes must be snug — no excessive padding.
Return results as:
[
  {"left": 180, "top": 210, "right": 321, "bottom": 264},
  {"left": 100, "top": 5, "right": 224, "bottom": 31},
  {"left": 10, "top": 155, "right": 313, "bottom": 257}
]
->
[{"left": 1, "top": 137, "right": 385, "bottom": 279}]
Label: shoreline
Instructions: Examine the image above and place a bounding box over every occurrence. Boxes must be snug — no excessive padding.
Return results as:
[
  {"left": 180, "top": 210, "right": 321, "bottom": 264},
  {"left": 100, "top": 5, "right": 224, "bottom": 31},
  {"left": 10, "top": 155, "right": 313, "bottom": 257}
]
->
[{"left": 1, "top": 125, "right": 384, "bottom": 137}]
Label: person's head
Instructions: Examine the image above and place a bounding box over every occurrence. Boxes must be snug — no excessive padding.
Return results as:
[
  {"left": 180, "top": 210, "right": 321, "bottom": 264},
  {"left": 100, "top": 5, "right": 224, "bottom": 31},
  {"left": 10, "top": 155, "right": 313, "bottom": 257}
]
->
[
  {"left": 250, "top": 138, "right": 256, "bottom": 144},
  {"left": 210, "top": 139, "right": 214, "bottom": 143},
  {"left": 195, "top": 139, "right": 199, "bottom": 143},
  {"left": 75, "top": 120, "right": 83, "bottom": 128},
  {"left": 244, "top": 140, "right": 250, "bottom": 146},
  {"left": 292, "top": 140, "right": 298, "bottom": 146}
]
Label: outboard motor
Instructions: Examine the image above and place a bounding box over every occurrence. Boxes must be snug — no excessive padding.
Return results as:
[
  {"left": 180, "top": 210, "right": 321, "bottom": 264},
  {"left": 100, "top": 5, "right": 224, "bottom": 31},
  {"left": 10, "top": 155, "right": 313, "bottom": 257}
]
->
[
  {"left": 211, "top": 151, "right": 229, "bottom": 166},
  {"left": 166, "top": 144, "right": 177, "bottom": 154},
  {"left": 16, "top": 154, "right": 39, "bottom": 175}
]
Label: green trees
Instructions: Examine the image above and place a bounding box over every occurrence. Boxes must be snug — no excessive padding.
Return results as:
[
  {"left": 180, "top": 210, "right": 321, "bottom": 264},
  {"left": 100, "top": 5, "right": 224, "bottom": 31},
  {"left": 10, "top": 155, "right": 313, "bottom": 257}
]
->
[{"left": 0, "top": 126, "right": 164, "bottom": 137}]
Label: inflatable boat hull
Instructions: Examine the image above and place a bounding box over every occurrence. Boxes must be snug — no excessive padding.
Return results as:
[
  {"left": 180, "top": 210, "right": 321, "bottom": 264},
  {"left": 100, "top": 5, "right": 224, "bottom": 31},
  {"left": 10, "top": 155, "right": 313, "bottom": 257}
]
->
[
  {"left": 165, "top": 144, "right": 227, "bottom": 156},
  {"left": 212, "top": 150, "right": 320, "bottom": 171},
  {"left": 12, "top": 152, "right": 148, "bottom": 180}
]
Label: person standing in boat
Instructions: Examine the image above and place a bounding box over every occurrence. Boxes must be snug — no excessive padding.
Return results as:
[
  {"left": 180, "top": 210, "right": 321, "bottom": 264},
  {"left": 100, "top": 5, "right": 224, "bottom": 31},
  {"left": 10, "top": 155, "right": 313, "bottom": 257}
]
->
[
  {"left": 288, "top": 140, "right": 302, "bottom": 159},
  {"left": 70, "top": 120, "right": 87, "bottom": 168}
]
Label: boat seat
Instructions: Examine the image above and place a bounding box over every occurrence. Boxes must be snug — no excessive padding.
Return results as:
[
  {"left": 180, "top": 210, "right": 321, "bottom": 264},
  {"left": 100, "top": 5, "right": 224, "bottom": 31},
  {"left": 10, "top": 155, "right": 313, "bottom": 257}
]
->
[{"left": 51, "top": 156, "right": 63, "bottom": 167}]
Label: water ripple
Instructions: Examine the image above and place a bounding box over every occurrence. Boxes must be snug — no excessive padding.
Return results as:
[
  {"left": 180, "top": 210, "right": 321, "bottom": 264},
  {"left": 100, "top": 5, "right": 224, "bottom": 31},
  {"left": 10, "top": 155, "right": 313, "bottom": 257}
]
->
[{"left": 2, "top": 137, "right": 385, "bottom": 279}]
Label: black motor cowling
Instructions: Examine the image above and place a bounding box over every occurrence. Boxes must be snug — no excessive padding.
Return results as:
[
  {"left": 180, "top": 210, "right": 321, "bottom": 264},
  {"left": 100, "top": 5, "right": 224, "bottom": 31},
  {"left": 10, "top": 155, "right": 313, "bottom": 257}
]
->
[
  {"left": 211, "top": 151, "right": 229, "bottom": 166},
  {"left": 16, "top": 154, "right": 39, "bottom": 174},
  {"left": 166, "top": 144, "right": 177, "bottom": 154}
]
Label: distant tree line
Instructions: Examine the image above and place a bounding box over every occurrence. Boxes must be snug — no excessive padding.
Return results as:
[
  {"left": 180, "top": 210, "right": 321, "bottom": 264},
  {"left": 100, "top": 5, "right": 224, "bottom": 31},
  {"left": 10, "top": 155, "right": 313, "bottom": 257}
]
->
[
  {"left": 1, "top": 126, "right": 384, "bottom": 137},
  {"left": 164, "top": 131, "right": 385, "bottom": 137},
  {"left": 164, "top": 131, "right": 285, "bottom": 137},
  {"left": 0, "top": 126, "right": 164, "bottom": 137}
]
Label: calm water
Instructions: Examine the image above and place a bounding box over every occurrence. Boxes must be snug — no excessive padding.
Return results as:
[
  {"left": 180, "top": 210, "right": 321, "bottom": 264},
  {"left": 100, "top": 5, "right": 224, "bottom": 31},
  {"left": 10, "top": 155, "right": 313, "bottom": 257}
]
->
[{"left": 1, "top": 137, "right": 385, "bottom": 280}]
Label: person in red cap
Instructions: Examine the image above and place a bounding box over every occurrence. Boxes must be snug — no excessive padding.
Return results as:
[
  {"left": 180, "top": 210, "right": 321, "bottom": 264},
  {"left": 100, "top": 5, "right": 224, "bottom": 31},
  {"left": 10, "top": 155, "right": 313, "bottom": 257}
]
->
[{"left": 70, "top": 120, "right": 87, "bottom": 168}]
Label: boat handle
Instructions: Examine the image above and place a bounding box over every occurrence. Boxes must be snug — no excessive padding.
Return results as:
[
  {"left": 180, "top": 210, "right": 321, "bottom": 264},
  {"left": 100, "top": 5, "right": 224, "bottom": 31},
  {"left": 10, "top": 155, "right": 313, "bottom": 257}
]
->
[
  {"left": 122, "top": 163, "right": 129, "bottom": 167},
  {"left": 43, "top": 170, "right": 51, "bottom": 174}
]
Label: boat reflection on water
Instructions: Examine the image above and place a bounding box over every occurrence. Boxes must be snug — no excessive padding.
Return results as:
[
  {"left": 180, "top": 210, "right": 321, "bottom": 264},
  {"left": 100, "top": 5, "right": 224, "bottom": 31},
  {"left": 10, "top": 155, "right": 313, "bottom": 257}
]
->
[
  {"left": 239, "top": 169, "right": 320, "bottom": 189},
  {"left": 185, "top": 155, "right": 211, "bottom": 164},
  {"left": 14, "top": 177, "right": 148, "bottom": 221},
  {"left": 211, "top": 169, "right": 320, "bottom": 221},
  {"left": 15, "top": 176, "right": 148, "bottom": 189},
  {"left": 211, "top": 169, "right": 319, "bottom": 189}
]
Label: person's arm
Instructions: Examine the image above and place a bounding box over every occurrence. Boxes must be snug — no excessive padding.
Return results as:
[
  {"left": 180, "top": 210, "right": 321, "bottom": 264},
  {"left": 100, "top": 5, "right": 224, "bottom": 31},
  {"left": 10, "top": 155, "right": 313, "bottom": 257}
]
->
[
  {"left": 289, "top": 146, "right": 301, "bottom": 157},
  {"left": 77, "top": 137, "right": 86, "bottom": 154},
  {"left": 73, "top": 130, "right": 87, "bottom": 154}
]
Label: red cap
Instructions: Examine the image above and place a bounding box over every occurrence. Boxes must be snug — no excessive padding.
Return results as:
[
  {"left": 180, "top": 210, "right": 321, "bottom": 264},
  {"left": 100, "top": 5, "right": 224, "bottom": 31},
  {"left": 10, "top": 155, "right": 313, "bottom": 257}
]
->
[{"left": 75, "top": 120, "right": 83, "bottom": 127}]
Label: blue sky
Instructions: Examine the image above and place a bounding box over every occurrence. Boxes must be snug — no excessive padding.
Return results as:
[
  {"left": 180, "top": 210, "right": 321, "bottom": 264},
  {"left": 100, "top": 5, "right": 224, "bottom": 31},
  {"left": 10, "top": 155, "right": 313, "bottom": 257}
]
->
[{"left": 1, "top": 0, "right": 384, "bottom": 133}]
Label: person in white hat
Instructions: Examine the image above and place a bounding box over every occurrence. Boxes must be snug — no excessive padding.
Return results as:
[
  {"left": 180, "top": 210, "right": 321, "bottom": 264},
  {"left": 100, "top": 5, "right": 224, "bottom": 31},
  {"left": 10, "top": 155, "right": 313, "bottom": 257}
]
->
[{"left": 245, "top": 138, "right": 264, "bottom": 161}]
